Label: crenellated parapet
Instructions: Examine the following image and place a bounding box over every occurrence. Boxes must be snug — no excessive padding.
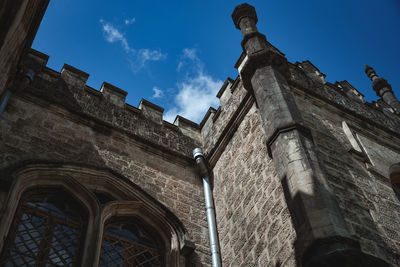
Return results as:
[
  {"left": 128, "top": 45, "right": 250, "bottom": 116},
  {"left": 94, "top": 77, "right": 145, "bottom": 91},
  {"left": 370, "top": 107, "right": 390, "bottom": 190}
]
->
[
  {"left": 199, "top": 75, "right": 254, "bottom": 165},
  {"left": 138, "top": 98, "right": 164, "bottom": 124},
  {"left": 295, "top": 60, "right": 326, "bottom": 85},
  {"left": 23, "top": 48, "right": 400, "bottom": 164},
  {"left": 196, "top": 53, "right": 400, "bottom": 169},
  {"left": 100, "top": 82, "right": 127, "bottom": 108},
  {"left": 287, "top": 61, "right": 400, "bottom": 134},
  {"left": 198, "top": 51, "right": 400, "bottom": 170},
  {"left": 20, "top": 49, "right": 203, "bottom": 159}
]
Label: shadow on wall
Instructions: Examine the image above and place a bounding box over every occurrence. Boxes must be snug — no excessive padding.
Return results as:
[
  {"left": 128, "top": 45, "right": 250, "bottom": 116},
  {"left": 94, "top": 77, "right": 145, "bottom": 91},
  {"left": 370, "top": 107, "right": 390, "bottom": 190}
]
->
[
  {"left": 0, "top": 72, "right": 108, "bottom": 176},
  {"left": 281, "top": 115, "right": 397, "bottom": 266},
  {"left": 0, "top": 68, "right": 109, "bottom": 214},
  {"left": 0, "top": 68, "right": 207, "bottom": 265}
]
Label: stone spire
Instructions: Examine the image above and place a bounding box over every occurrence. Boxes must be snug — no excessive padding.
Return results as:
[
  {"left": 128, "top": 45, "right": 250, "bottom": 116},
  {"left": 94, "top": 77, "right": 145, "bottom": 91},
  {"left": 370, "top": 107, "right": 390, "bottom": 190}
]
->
[{"left": 365, "top": 65, "right": 400, "bottom": 113}]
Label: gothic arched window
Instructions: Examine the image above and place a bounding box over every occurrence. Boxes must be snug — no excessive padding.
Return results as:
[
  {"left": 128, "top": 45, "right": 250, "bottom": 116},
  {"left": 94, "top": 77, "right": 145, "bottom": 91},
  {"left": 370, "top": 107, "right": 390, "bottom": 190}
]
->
[
  {"left": 0, "top": 165, "right": 193, "bottom": 267},
  {"left": 0, "top": 188, "right": 87, "bottom": 266},
  {"left": 100, "top": 217, "right": 164, "bottom": 266}
]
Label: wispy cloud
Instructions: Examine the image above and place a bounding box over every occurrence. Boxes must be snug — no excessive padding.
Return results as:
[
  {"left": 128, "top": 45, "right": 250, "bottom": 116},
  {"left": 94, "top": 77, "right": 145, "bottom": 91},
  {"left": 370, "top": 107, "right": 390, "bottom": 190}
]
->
[
  {"left": 165, "top": 48, "right": 222, "bottom": 123},
  {"left": 177, "top": 48, "right": 202, "bottom": 72},
  {"left": 99, "top": 19, "right": 166, "bottom": 70},
  {"left": 137, "top": 49, "right": 167, "bottom": 67},
  {"left": 152, "top": 86, "right": 164, "bottom": 99},
  {"left": 182, "top": 48, "right": 197, "bottom": 60},
  {"left": 124, "top": 17, "right": 136, "bottom": 25},
  {"left": 100, "top": 19, "right": 131, "bottom": 52}
]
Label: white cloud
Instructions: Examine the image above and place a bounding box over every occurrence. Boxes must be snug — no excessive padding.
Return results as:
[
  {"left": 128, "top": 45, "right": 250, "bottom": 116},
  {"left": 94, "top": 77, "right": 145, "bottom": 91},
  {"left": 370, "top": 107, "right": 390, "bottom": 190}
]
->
[
  {"left": 177, "top": 48, "right": 201, "bottom": 72},
  {"left": 124, "top": 17, "right": 136, "bottom": 25},
  {"left": 182, "top": 48, "right": 197, "bottom": 60},
  {"left": 129, "top": 49, "right": 167, "bottom": 71},
  {"left": 100, "top": 19, "right": 131, "bottom": 52},
  {"left": 138, "top": 49, "right": 167, "bottom": 62},
  {"left": 100, "top": 19, "right": 166, "bottom": 70},
  {"left": 165, "top": 48, "right": 223, "bottom": 123},
  {"left": 152, "top": 87, "right": 164, "bottom": 99}
]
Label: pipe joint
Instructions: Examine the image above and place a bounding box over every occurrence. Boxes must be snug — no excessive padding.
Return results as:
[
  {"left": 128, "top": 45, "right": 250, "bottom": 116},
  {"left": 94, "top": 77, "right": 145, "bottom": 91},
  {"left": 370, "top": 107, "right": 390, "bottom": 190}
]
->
[
  {"left": 23, "top": 69, "right": 35, "bottom": 83},
  {"left": 193, "top": 147, "right": 204, "bottom": 160},
  {"left": 193, "top": 148, "right": 209, "bottom": 177}
]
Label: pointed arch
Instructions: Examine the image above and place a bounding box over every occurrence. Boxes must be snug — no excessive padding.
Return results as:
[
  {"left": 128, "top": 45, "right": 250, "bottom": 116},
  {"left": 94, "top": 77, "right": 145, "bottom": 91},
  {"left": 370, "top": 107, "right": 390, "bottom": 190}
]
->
[
  {"left": 0, "top": 168, "right": 99, "bottom": 266},
  {"left": 0, "top": 163, "right": 194, "bottom": 266}
]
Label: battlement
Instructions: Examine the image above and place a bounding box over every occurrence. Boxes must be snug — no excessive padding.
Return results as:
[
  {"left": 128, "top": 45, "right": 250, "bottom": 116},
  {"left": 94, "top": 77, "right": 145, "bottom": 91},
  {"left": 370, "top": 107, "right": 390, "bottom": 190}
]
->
[
  {"left": 61, "top": 63, "right": 90, "bottom": 82},
  {"left": 289, "top": 60, "right": 400, "bottom": 132},
  {"left": 139, "top": 98, "right": 164, "bottom": 124},
  {"left": 21, "top": 49, "right": 202, "bottom": 159},
  {"left": 200, "top": 74, "right": 252, "bottom": 159},
  {"left": 100, "top": 82, "right": 128, "bottom": 108},
  {"left": 197, "top": 52, "right": 400, "bottom": 161},
  {"left": 22, "top": 49, "right": 400, "bottom": 161},
  {"left": 27, "top": 49, "right": 49, "bottom": 66}
]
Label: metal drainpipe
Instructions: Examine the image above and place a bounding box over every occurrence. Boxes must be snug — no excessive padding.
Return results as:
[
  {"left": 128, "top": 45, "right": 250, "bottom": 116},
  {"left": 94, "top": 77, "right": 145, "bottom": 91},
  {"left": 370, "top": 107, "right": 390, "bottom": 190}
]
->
[
  {"left": 193, "top": 148, "right": 222, "bottom": 267},
  {"left": 0, "top": 69, "right": 35, "bottom": 117}
]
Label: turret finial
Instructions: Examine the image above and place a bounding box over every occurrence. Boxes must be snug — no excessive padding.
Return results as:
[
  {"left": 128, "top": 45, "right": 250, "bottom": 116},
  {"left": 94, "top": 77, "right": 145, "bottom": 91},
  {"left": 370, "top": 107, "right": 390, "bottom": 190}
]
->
[
  {"left": 232, "top": 3, "right": 258, "bottom": 30},
  {"left": 232, "top": 3, "right": 259, "bottom": 39},
  {"left": 364, "top": 64, "right": 378, "bottom": 81},
  {"left": 364, "top": 65, "right": 400, "bottom": 113}
]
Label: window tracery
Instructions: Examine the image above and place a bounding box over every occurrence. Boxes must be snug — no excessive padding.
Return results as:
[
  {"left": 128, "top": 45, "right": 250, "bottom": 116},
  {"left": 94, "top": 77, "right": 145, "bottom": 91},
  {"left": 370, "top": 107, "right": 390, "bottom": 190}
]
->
[
  {"left": 0, "top": 165, "right": 193, "bottom": 267},
  {"left": 100, "top": 218, "right": 163, "bottom": 266},
  {"left": 0, "top": 189, "right": 86, "bottom": 266}
]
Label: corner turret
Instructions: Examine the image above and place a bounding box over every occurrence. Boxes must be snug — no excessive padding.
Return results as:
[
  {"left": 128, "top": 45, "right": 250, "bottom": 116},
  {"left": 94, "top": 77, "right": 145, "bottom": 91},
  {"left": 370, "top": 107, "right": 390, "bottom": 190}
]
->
[{"left": 365, "top": 65, "right": 400, "bottom": 113}]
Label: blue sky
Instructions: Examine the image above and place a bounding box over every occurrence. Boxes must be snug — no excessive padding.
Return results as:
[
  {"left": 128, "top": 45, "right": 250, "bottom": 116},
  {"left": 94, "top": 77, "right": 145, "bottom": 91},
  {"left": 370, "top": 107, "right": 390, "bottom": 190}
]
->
[{"left": 32, "top": 0, "right": 400, "bottom": 123}]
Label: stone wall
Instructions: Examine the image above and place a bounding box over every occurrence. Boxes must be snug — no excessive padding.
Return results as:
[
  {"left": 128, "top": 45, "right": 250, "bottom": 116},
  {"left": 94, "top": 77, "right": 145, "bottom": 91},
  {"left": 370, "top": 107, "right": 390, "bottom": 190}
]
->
[
  {"left": 0, "top": 51, "right": 211, "bottom": 265},
  {"left": 201, "top": 77, "right": 297, "bottom": 266},
  {"left": 294, "top": 86, "right": 400, "bottom": 266},
  {"left": 200, "top": 50, "right": 400, "bottom": 266}
]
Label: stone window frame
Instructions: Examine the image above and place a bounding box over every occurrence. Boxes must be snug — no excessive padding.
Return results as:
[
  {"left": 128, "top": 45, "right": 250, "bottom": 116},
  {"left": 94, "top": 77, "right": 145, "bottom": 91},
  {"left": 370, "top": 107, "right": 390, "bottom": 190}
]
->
[
  {"left": 0, "top": 164, "right": 194, "bottom": 266},
  {"left": 342, "top": 121, "right": 400, "bottom": 174},
  {"left": 343, "top": 121, "right": 400, "bottom": 202}
]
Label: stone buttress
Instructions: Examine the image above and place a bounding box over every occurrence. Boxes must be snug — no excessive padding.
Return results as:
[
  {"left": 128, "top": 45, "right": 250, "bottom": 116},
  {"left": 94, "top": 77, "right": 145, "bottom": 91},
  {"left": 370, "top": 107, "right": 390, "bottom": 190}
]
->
[{"left": 230, "top": 3, "right": 389, "bottom": 266}]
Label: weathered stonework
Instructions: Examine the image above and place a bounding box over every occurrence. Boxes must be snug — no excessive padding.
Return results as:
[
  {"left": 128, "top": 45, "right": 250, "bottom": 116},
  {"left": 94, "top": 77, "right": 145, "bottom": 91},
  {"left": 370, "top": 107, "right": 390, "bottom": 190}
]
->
[
  {"left": 1, "top": 2, "right": 400, "bottom": 266},
  {"left": 0, "top": 76, "right": 210, "bottom": 265},
  {"left": 212, "top": 102, "right": 297, "bottom": 266},
  {"left": 293, "top": 87, "right": 400, "bottom": 265}
]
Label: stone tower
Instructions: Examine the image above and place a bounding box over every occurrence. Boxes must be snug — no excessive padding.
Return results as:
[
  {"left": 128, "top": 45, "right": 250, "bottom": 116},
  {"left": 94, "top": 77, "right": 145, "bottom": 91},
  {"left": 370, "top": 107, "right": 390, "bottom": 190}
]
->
[{"left": 1, "top": 2, "right": 400, "bottom": 266}]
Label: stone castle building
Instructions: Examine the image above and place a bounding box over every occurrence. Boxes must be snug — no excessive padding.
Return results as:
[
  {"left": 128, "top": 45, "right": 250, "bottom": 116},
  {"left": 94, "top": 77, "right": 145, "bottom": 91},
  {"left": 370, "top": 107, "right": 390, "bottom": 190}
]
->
[{"left": 1, "top": 1, "right": 400, "bottom": 266}]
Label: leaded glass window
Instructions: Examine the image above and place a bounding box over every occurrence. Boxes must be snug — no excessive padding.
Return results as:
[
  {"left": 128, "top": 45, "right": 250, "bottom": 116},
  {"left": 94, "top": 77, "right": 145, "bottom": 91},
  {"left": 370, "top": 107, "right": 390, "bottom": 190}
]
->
[
  {"left": 100, "top": 218, "right": 163, "bottom": 267},
  {"left": 0, "top": 189, "right": 86, "bottom": 267}
]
